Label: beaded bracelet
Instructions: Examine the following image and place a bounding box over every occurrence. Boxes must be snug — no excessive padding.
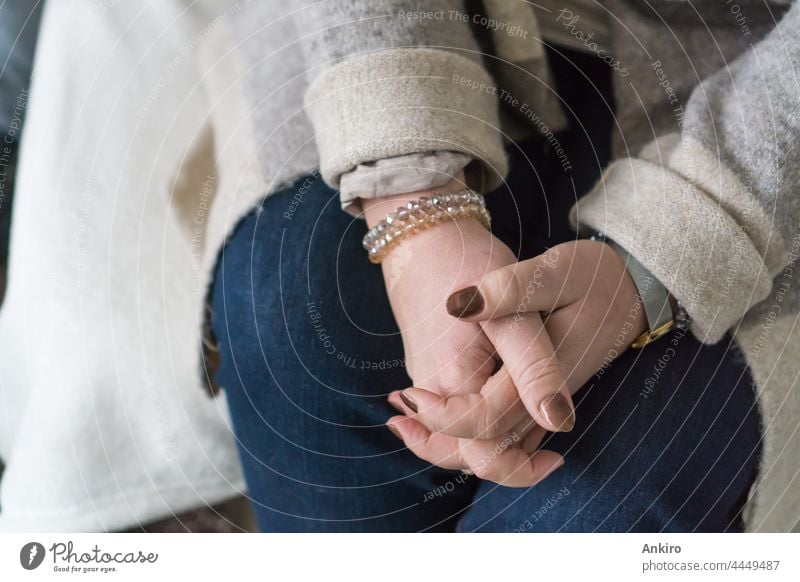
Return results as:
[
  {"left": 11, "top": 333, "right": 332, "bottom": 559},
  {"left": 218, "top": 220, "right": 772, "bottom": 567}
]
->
[{"left": 362, "top": 189, "right": 491, "bottom": 264}]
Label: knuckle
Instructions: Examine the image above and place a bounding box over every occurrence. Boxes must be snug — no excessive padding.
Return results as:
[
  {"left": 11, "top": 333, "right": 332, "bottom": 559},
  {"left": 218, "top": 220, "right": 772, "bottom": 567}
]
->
[
  {"left": 413, "top": 448, "right": 438, "bottom": 468},
  {"left": 415, "top": 446, "right": 437, "bottom": 466},
  {"left": 550, "top": 246, "right": 574, "bottom": 279},
  {"left": 543, "top": 245, "right": 564, "bottom": 264},
  {"left": 477, "top": 407, "right": 503, "bottom": 439},
  {"left": 437, "top": 396, "right": 463, "bottom": 433},
  {"left": 489, "top": 267, "right": 518, "bottom": 308},
  {"left": 408, "top": 437, "right": 434, "bottom": 462},
  {"left": 428, "top": 409, "right": 452, "bottom": 435},
  {"left": 468, "top": 458, "right": 495, "bottom": 482},
  {"left": 436, "top": 365, "right": 470, "bottom": 394},
  {"left": 512, "top": 268, "right": 535, "bottom": 312},
  {"left": 515, "top": 357, "right": 563, "bottom": 393},
  {"left": 440, "top": 395, "right": 491, "bottom": 438}
]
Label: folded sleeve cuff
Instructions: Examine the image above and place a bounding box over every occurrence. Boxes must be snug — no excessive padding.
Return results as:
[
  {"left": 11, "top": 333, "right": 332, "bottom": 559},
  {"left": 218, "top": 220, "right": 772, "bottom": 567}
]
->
[
  {"left": 338, "top": 151, "right": 475, "bottom": 217},
  {"left": 304, "top": 48, "right": 508, "bottom": 198},
  {"left": 570, "top": 141, "right": 785, "bottom": 343}
]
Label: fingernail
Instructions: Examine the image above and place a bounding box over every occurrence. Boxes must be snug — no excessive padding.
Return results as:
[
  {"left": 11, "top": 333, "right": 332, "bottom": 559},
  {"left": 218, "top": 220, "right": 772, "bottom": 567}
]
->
[
  {"left": 446, "top": 286, "right": 484, "bottom": 318},
  {"left": 387, "top": 424, "right": 402, "bottom": 441},
  {"left": 539, "top": 393, "right": 575, "bottom": 432},
  {"left": 399, "top": 391, "right": 418, "bottom": 413}
]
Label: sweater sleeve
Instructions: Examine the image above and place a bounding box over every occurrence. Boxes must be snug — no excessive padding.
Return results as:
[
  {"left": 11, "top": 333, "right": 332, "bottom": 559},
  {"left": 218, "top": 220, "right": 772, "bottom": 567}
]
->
[
  {"left": 291, "top": 0, "right": 507, "bottom": 195},
  {"left": 570, "top": 2, "right": 800, "bottom": 343}
]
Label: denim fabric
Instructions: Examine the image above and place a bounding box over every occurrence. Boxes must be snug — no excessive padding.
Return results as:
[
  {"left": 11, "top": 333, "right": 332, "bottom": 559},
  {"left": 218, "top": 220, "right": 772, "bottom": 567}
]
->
[
  {"left": 210, "top": 48, "right": 761, "bottom": 532},
  {"left": 0, "top": 1, "right": 41, "bottom": 137},
  {"left": 1, "top": 1, "right": 42, "bottom": 292}
]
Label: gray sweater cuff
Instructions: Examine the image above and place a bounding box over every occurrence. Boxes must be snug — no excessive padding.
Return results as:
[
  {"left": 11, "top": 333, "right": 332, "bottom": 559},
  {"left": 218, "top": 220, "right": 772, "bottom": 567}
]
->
[
  {"left": 303, "top": 47, "right": 508, "bottom": 206},
  {"left": 570, "top": 134, "right": 786, "bottom": 344}
]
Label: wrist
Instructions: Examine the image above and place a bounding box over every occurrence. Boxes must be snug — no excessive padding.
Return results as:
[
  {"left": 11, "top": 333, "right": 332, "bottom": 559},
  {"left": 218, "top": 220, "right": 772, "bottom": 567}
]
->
[
  {"left": 589, "top": 234, "right": 673, "bottom": 348},
  {"left": 379, "top": 215, "right": 490, "bottom": 272}
]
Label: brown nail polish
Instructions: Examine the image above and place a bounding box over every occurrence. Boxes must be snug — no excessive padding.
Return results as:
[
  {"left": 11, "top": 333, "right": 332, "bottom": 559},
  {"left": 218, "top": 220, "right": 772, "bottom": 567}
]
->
[
  {"left": 387, "top": 424, "right": 402, "bottom": 440},
  {"left": 539, "top": 393, "right": 575, "bottom": 432},
  {"left": 446, "top": 286, "right": 484, "bottom": 318},
  {"left": 399, "top": 391, "right": 418, "bottom": 413}
]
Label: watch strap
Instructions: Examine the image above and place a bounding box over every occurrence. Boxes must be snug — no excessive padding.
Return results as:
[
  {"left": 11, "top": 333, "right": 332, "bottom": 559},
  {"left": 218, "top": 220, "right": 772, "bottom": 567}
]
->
[{"left": 590, "top": 232, "right": 675, "bottom": 348}]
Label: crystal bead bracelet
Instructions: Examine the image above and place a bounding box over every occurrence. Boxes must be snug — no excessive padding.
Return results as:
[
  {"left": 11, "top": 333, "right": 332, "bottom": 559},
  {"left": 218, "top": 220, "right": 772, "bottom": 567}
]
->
[{"left": 362, "top": 189, "right": 491, "bottom": 264}]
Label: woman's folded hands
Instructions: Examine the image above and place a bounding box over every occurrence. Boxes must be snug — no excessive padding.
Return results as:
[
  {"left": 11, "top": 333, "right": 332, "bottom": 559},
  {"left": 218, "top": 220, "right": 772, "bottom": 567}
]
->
[{"left": 362, "top": 182, "right": 645, "bottom": 488}]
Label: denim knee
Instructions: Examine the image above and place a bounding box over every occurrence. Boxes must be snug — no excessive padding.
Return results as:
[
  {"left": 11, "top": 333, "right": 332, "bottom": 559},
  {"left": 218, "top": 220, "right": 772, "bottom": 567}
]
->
[{"left": 458, "top": 331, "right": 761, "bottom": 532}]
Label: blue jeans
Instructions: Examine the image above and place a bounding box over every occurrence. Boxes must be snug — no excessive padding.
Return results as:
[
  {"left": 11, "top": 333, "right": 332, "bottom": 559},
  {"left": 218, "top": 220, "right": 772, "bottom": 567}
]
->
[
  {"left": 210, "top": 49, "right": 761, "bottom": 532},
  {"left": 0, "top": 1, "right": 42, "bottom": 298},
  {"left": 0, "top": 1, "right": 41, "bottom": 137}
]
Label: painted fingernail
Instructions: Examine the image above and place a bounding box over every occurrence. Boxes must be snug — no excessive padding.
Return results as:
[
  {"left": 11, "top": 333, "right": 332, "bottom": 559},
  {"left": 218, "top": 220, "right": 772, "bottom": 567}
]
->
[
  {"left": 539, "top": 393, "right": 575, "bottom": 432},
  {"left": 399, "top": 391, "right": 418, "bottom": 413},
  {"left": 387, "top": 424, "right": 402, "bottom": 441},
  {"left": 446, "top": 286, "right": 484, "bottom": 318}
]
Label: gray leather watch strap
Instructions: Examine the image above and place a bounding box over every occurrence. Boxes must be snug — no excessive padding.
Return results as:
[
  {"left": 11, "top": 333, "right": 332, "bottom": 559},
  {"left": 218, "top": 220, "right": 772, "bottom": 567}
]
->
[
  {"left": 605, "top": 239, "right": 673, "bottom": 333},
  {"left": 588, "top": 231, "right": 674, "bottom": 335}
]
